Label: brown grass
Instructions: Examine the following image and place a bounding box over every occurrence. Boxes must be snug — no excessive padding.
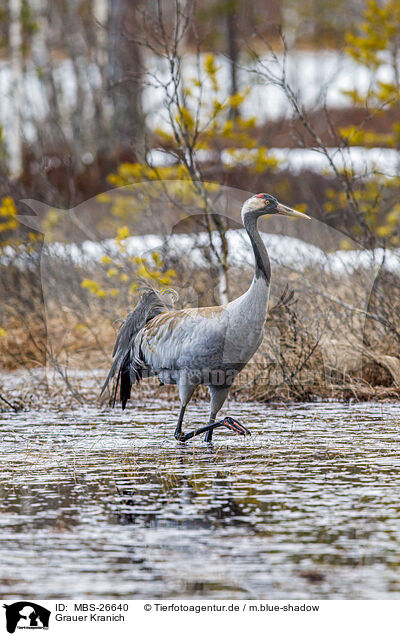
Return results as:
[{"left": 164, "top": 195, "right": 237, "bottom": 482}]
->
[{"left": 1, "top": 249, "right": 400, "bottom": 409}]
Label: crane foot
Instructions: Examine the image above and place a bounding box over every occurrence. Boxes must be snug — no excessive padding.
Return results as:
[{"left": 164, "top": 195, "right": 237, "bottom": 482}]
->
[
  {"left": 223, "top": 417, "right": 251, "bottom": 436},
  {"left": 176, "top": 417, "right": 251, "bottom": 443},
  {"left": 204, "top": 417, "right": 251, "bottom": 442}
]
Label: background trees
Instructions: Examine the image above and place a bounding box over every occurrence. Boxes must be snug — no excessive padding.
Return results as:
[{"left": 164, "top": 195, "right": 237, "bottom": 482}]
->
[{"left": 1, "top": 0, "right": 399, "bottom": 400}]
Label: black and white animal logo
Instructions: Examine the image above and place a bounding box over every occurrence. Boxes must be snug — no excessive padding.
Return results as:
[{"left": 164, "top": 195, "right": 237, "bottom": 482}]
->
[{"left": 3, "top": 602, "right": 50, "bottom": 634}]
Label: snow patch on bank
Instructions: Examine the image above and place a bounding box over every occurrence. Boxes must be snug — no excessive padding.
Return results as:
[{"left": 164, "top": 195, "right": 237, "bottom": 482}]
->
[{"left": 36, "top": 230, "right": 400, "bottom": 275}]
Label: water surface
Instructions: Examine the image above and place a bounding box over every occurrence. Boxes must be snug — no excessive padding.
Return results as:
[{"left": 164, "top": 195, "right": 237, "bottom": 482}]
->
[{"left": 1, "top": 400, "right": 399, "bottom": 599}]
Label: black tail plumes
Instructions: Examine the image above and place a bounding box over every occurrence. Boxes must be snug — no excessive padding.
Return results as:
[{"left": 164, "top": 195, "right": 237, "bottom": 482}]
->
[{"left": 100, "top": 287, "right": 175, "bottom": 409}]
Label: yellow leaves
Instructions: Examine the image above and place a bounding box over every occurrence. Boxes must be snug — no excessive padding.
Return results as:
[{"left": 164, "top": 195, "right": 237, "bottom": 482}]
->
[
  {"left": 346, "top": 0, "right": 400, "bottom": 69},
  {"left": 81, "top": 279, "right": 107, "bottom": 298},
  {"left": 137, "top": 263, "right": 151, "bottom": 279},
  {"left": 111, "top": 225, "right": 130, "bottom": 254},
  {"left": 339, "top": 126, "right": 394, "bottom": 148},
  {"left": 236, "top": 115, "right": 257, "bottom": 130},
  {"left": 376, "top": 81, "right": 398, "bottom": 103},
  {"left": 222, "top": 147, "right": 279, "bottom": 173},
  {"left": 0, "top": 196, "right": 19, "bottom": 235},
  {"left": 227, "top": 93, "right": 245, "bottom": 110},
  {"left": 0, "top": 327, "right": 8, "bottom": 338},
  {"left": 117, "top": 226, "right": 130, "bottom": 241},
  {"left": 135, "top": 257, "right": 176, "bottom": 285},
  {"left": 204, "top": 53, "right": 217, "bottom": 76},
  {"left": 152, "top": 251, "right": 162, "bottom": 266},
  {"left": 97, "top": 193, "right": 111, "bottom": 203},
  {"left": 201, "top": 115, "right": 259, "bottom": 149},
  {"left": 204, "top": 53, "right": 218, "bottom": 90},
  {"left": 107, "top": 163, "right": 148, "bottom": 187},
  {"left": 82, "top": 241, "right": 175, "bottom": 301},
  {"left": 341, "top": 89, "right": 366, "bottom": 106},
  {"left": 158, "top": 270, "right": 176, "bottom": 285},
  {"left": 345, "top": 31, "right": 381, "bottom": 66},
  {"left": 227, "top": 88, "right": 250, "bottom": 111},
  {"left": 176, "top": 106, "right": 195, "bottom": 132},
  {"left": 324, "top": 201, "right": 335, "bottom": 213},
  {"left": 116, "top": 225, "right": 130, "bottom": 252},
  {"left": 155, "top": 127, "right": 174, "bottom": 143},
  {"left": 1, "top": 196, "right": 17, "bottom": 217},
  {"left": 344, "top": 0, "right": 400, "bottom": 143},
  {"left": 107, "top": 163, "right": 192, "bottom": 188},
  {"left": 339, "top": 126, "right": 363, "bottom": 144},
  {"left": 103, "top": 57, "right": 278, "bottom": 234},
  {"left": 387, "top": 206, "right": 400, "bottom": 224},
  {"left": 183, "top": 86, "right": 193, "bottom": 99},
  {"left": 119, "top": 163, "right": 144, "bottom": 180},
  {"left": 211, "top": 99, "right": 224, "bottom": 119},
  {"left": 392, "top": 122, "right": 400, "bottom": 143},
  {"left": 0, "top": 220, "right": 17, "bottom": 232},
  {"left": 107, "top": 173, "right": 127, "bottom": 188},
  {"left": 42, "top": 209, "right": 59, "bottom": 236},
  {"left": 378, "top": 203, "right": 400, "bottom": 241},
  {"left": 294, "top": 203, "right": 308, "bottom": 214},
  {"left": 253, "top": 147, "right": 279, "bottom": 173},
  {"left": 376, "top": 224, "right": 393, "bottom": 237},
  {"left": 324, "top": 179, "right": 400, "bottom": 246},
  {"left": 74, "top": 323, "right": 87, "bottom": 332},
  {"left": 104, "top": 53, "right": 268, "bottom": 189},
  {"left": 222, "top": 119, "right": 234, "bottom": 137},
  {"left": 340, "top": 239, "right": 354, "bottom": 251}
]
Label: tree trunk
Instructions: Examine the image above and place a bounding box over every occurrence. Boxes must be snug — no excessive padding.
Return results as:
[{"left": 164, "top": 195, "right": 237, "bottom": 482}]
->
[
  {"left": 108, "top": 0, "right": 145, "bottom": 160},
  {"left": 31, "top": 0, "right": 66, "bottom": 155},
  {"left": 8, "top": 0, "right": 23, "bottom": 177},
  {"left": 93, "top": 0, "right": 111, "bottom": 135},
  {"left": 226, "top": 0, "right": 240, "bottom": 119}
]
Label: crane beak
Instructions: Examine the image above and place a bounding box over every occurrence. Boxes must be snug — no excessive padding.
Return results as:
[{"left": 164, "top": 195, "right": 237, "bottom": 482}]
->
[{"left": 276, "top": 203, "right": 311, "bottom": 220}]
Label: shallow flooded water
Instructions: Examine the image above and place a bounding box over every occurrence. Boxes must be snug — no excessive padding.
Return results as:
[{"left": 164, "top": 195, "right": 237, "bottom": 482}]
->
[{"left": 1, "top": 400, "right": 399, "bottom": 599}]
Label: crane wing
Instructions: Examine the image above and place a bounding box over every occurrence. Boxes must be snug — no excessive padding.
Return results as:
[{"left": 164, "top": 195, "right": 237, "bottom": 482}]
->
[
  {"left": 100, "top": 287, "right": 176, "bottom": 407},
  {"left": 132, "top": 306, "right": 229, "bottom": 380}
]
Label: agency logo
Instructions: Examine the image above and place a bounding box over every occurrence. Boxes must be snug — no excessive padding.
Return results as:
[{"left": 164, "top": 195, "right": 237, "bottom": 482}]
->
[{"left": 3, "top": 602, "right": 50, "bottom": 634}]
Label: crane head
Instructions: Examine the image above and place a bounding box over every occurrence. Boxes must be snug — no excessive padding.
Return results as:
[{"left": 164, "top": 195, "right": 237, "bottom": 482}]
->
[{"left": 242, "top": 193, "right": 311, "bottom": 220}]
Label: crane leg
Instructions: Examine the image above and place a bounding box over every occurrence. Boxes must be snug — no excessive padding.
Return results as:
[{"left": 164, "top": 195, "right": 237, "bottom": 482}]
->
[
  {"left": 174, "top": 380, "right": 195, "bottom": 441},
  {"left": 204, "top": 386, "right": 229, "bottom": 442},
  {"left": 204, "top": 415, "right": 215, "bottom": 443},
  {"left": 174, "top": 404, "right": 187, "bottom": 440},
  {"left": 174, "top": 383, "right": 250, "bottom": 443}
]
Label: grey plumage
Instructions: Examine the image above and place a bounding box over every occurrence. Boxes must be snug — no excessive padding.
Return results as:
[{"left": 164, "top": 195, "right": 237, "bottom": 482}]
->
[
  {"left": 101, "top": 194, "right": 310, "bottom": 441},
  {"left": 100, "top": 287, "right": 175, "bottom": 407}
]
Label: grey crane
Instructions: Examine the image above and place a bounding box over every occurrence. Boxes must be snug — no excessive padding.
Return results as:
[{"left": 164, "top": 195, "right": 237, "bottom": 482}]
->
[{"left": 101, "top": 193, "right": 310, "bottom": 442}]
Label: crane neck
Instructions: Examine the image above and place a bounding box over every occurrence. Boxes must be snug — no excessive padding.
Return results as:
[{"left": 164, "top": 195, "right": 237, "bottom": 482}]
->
[{"left": 243, "top": 214, "right": 271, "bottom": 284}]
